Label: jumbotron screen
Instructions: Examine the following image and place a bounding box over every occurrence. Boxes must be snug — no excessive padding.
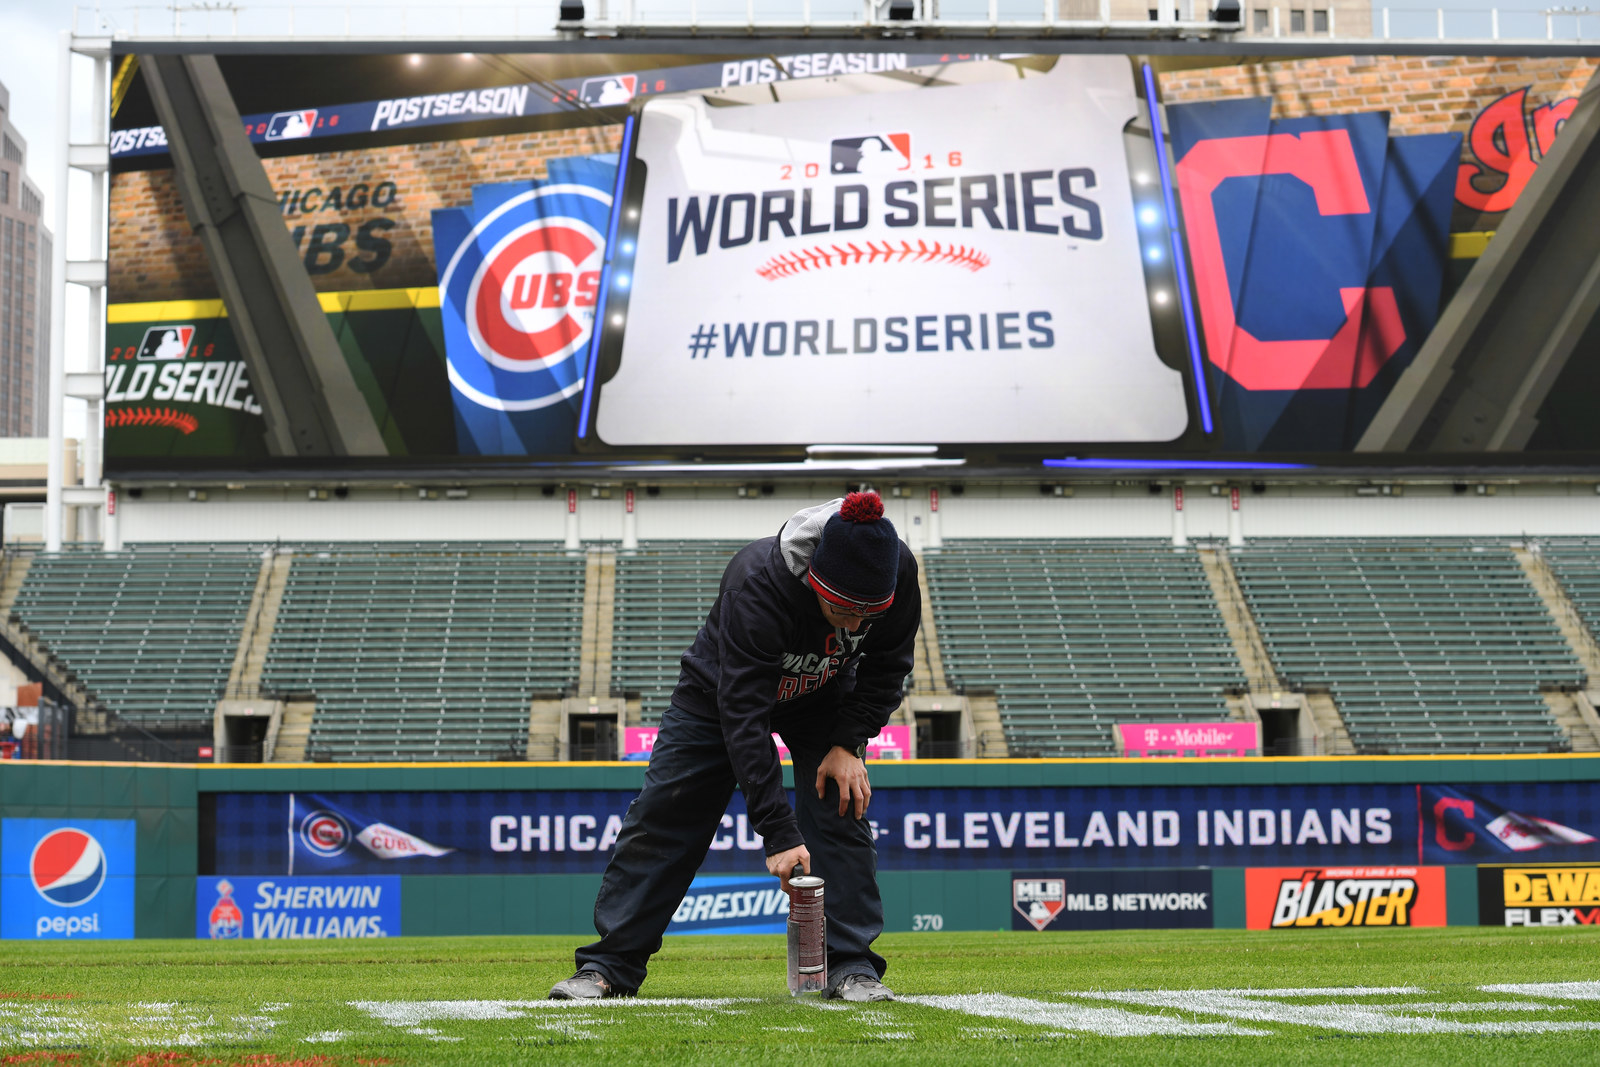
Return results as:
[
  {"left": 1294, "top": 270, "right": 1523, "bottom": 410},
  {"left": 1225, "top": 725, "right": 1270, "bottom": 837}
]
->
[{"left": 104, "top": 49, "right": 1598, "bottom": 473}]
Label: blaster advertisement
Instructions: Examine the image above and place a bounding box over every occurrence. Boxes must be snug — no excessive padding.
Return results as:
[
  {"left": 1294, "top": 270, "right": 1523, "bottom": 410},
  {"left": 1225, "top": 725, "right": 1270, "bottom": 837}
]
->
[
  {"left": 1245, "top": 866, "right": 1447, "bottom": 930},
  {"left": 106, "top": 50, "right": 1598, "bottom": 473}
]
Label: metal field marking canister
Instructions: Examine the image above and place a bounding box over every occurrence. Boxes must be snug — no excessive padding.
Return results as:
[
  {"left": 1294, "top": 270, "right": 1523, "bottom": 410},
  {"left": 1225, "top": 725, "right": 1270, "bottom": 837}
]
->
[{"left": 786, "top": 875, "right": 827, "bottom": 995}]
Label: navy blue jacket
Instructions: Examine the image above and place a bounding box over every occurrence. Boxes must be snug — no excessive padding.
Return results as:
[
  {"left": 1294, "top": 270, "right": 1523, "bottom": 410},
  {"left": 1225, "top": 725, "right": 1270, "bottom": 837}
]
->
[{"left": 670, "top": 503, "right": 921, "bottom": 855}]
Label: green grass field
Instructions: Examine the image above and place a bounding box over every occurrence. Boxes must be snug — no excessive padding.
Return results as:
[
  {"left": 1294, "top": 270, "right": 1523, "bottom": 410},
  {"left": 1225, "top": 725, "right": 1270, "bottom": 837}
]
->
[{"left": 4, "top": 928, "right": 1600, "bottom": 1066}]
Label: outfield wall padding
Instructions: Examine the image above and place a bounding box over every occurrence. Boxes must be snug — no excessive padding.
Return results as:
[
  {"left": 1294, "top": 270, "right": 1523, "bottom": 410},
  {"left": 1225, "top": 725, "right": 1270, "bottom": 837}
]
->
[{"left": 2, "top": 755, "right": 1596, "bottom": 939}]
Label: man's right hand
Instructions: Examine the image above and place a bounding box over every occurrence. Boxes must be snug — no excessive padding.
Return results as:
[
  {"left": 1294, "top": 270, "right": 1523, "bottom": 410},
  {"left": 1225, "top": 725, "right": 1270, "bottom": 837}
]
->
[{"left": 767, "top": 844, "right": 812, "bottom": 893}]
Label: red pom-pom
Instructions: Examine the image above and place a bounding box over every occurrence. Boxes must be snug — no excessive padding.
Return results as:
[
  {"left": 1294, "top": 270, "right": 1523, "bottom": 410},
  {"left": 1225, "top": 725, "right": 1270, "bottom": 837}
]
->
[{"left": 839, "top": 491, "right": 884, "bottom": 523}]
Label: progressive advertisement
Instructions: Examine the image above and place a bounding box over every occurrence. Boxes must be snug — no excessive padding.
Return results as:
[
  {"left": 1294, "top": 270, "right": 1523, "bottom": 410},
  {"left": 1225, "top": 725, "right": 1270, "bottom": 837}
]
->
[
  {"left": 201, "top": 781, "right": 1600, "bottom": 877},
  {"left": 106, "top": 50, "right": 1599, "bottom": 472}
]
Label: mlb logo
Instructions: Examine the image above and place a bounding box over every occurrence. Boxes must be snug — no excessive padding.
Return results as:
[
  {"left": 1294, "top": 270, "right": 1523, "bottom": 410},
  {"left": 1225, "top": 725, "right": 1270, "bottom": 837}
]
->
[
  {"left": 265, "top": 109, "right": 318, "bottom": 141},
  {"left": 135, "top": 325, "right": 195, "bottom": 361},
  {"left": 1013, "top": 878, "right": 1066, "bottom": 931},
  {"left": 830, "top": 133, "right": 911, "bottom": 175},
  {"left": 580, "top": 75, "right": 637, "bottom": 107}
]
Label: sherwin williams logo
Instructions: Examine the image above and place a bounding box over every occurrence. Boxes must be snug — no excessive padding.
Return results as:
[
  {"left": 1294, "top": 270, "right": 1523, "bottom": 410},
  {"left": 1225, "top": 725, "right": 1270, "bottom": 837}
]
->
[
  {"left": 30, "top": 828, "right": 107, "bottom": 907},
  {"left": 208, "top": 879, "right": 244, "bottom": 939}
]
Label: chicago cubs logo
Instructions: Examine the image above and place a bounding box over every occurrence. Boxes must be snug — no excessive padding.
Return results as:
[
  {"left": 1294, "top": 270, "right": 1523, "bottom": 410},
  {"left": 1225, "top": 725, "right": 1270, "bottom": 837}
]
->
[
  {"left": 437, "top": 183, "right": 612, "bottom": 413},
  {"left": 299, "top": 810, "right": 352, "bottom": 858},
  {"left": 30, "top": 828, "right": 107, "bottom": 907}
]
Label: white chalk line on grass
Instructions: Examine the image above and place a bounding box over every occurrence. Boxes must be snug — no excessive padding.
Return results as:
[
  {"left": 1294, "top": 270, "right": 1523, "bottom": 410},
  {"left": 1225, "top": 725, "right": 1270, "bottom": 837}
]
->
[
  {"left": 1073, "top": 988, "right": 1600, "bottom": 1035},
  {"left": 1481, "top": 981, "right": 1600, "bottom": 1001},
  {"left": 901, "top": 994, "right": 1266, "bottom": 1037},
  {"left": 8, "top": 986, "right": 1600, "bottom": 1047}
]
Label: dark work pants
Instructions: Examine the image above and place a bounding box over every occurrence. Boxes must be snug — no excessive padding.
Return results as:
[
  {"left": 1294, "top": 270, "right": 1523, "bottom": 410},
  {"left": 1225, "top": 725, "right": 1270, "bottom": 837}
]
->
[{"left": 573, "top": 705, "right": 885, "bottom": 993}]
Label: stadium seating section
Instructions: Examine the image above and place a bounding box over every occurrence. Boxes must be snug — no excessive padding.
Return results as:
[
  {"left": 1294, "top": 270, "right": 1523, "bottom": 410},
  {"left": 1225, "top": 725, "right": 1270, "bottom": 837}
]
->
[
  {"left": 1541, "top": 537, "right": 1600, "bottom": 644},
  {"left": 1232, "top": 538, "right": 1579, "bottom": 753},
  {"left": 611, "top": 541, "right": 744, "bottom": 723},
  {"left": 9, "top": 534, "right": 1597, "bottom": 760},
  {"left": 924, "top": 538, "right": 1244, "bottom": 757},
  {"left": 9, "top": 543, "right": 261, "bottom": 729},
  {"left": 261, "top": 542, "right": 584, "bottom": 761}
]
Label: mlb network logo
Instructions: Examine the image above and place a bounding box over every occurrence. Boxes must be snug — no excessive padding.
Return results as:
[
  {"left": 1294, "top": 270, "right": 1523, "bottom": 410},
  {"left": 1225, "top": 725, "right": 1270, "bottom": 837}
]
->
[
  {"left": 1, "top": 819, "right": 136, "bottom": 939},
  {"left": 265, "top": 109, "right": 318, "bottom": 141},
  {"left": 1013, "top": 877, "right": 1066, "bottom": 931}
]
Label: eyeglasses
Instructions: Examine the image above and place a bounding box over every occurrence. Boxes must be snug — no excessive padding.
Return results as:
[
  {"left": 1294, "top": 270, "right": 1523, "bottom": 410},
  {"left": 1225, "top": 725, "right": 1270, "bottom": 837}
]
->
[{"left": 825, "top": 603, "right": 889, "bottom": 621}]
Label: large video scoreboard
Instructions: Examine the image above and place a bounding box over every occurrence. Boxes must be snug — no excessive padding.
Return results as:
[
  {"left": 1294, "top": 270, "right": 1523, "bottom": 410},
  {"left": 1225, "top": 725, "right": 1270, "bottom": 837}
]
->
[{"left": 105, "top": 48, "right": 1599, "bottom": 474}]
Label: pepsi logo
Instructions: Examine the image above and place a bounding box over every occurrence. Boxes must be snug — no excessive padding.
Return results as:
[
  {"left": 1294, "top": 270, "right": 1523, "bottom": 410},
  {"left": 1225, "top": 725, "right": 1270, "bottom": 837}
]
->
[
  {"left": 30, "top": 828, "right": 107, "bottom": 907},
  {"left": 437, "top": 182, "right": 613, "bottom": 414},
  {"left": 298, "top": 810, "right": 351, "bottom": 858}
]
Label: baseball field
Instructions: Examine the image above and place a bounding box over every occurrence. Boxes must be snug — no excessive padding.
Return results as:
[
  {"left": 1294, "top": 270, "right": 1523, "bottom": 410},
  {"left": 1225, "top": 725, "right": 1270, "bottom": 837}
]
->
[{"left": 4, "top": 927, "right": 1600, "bottom": 1065}]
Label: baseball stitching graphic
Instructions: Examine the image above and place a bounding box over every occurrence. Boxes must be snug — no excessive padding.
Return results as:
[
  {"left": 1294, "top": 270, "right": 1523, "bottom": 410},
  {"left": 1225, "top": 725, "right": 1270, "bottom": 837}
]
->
[
  {"left": 105, "top": 408, "right": 200, "bottom": 435},
  {"left": 756, "top": 240, "right": 991, "bottom": 280}
]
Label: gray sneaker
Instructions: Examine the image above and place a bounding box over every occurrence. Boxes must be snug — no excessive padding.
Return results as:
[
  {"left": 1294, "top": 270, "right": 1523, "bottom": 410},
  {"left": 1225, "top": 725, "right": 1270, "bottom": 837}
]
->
[
  {"left": 826, "top": 973, "right": 895, "bottom": 1002},
  {"left": 549, "top": 970, "right": 621, "bottom": 1000}
]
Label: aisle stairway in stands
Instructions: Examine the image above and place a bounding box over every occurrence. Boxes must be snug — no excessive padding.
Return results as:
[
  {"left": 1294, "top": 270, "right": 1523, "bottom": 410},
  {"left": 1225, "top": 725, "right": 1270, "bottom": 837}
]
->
[
  {"left": 260, "top": 542, "right": 584, "bottom": 761},
  {"left": 1232, "top": 538, "right": 1581, "bottom": 754},
  {"left": 924, "top": 538, "right": 1246, "bottom": 757},
  {"left": 8, "top": 544, "right": 262, "bottom": 730},
  {"left": 1526, "top": 538, "right": 1600, "bottom": 750}
]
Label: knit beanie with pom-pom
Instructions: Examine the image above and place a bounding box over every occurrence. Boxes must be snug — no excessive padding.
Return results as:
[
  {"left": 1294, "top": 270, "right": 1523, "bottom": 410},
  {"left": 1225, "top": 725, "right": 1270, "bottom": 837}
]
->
[{"left": 805, "top": 491, "right": 900, "bottom": 614}]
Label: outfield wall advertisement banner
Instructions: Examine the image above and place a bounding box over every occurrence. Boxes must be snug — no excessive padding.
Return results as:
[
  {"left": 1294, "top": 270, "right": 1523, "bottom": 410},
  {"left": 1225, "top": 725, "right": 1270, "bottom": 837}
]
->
[
  {"left": 105, "top": 50, "right": 1599, "bottom": 473},
  {"left": 1244, "top": 865, "right": 1447, "bottom": 929},
  {"left": 0, "top": 819, "right": 136, "bottom": 940},
  {"left": 201, "top": 781, "right": 1600, "bottom": 877},
  {"left": 1477, "top": 864, "right": 1600, "bottom": 927},
  {"left": 1010, "top": 869, "right": 1214, "bottom": 931},
  {"left": 195, "top": 875, "right": 400, "bottom": 939},
  {"left": 666, "top": 874, "right": 790, "bottom": 936}
]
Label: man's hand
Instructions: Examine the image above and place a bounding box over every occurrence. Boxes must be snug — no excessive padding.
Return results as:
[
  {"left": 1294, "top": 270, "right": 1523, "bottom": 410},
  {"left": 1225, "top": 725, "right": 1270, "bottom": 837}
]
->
[
  {"left": 767, "top": 844, "right": 812, "bottom": 893},
  {"left": 817, "top": 745, "right": 872, "bottom": 819}
]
